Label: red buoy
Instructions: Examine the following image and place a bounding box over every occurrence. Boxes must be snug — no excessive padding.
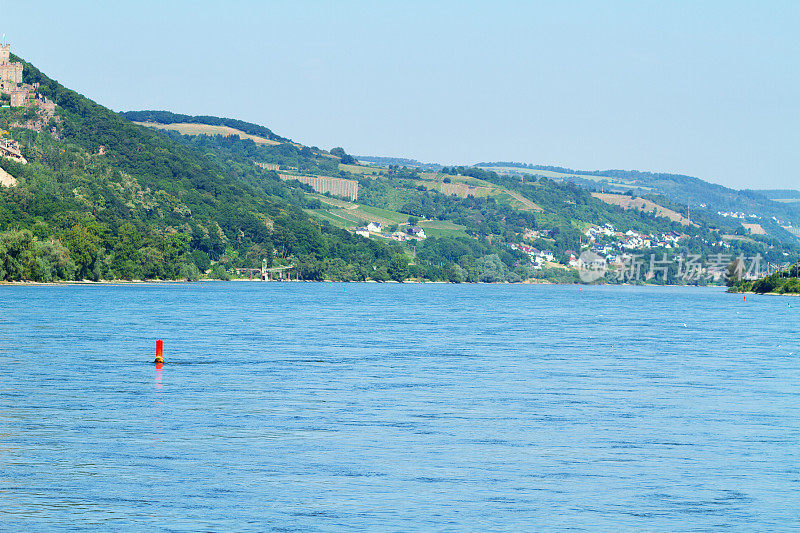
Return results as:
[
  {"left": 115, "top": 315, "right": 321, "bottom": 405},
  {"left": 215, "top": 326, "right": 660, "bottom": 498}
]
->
[{"left": 154, "top": 339, "right": 164, "bottom": 365}]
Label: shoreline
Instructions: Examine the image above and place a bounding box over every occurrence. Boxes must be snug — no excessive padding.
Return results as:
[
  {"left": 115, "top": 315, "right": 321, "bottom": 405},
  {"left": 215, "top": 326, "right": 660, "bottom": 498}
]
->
[
  {"left": 0, "top": 278, "right": 732, "bottom": 289},
  {"left": 727, "top": 290, "right": 800, "bottom": 297}
]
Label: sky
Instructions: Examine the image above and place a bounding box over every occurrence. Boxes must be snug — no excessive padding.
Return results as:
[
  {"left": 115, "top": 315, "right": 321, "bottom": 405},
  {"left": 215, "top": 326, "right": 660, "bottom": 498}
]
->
[{"left": 1, "top": 0, "right": 798, "bottom": 189}]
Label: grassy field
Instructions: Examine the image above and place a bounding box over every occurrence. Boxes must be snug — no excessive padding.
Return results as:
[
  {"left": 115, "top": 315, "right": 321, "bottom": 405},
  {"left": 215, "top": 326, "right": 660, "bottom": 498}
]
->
[
  {"left": 355, "top": 204, "right": 409, "bottom": 224},
  {"left": 311, "top": 195, "right": 408, "bottom": 225},
  {"left": 309, "top": 196, "right": 404, "bottom": 228},
  {"left": 418, "top": 220, "right": 468, "bottom": 238},
  {"left": 339, "top": 163, "right": 383, "bottom": 175},
  {"left": 475, "top": 166, "right": 654, "bottom": 192},
  {"left": 417, "top": 173, "right": 542, "bottom": 212},
  {"left": 475, "top": 166, "right": 607, "bottom": 181},
  {"left": 313, "top": 195, "right": 359, "bottom": 209},
  {"left": 591, "top": 192, "right": 695, "bottom": 226},
  {"left": 420, "top": 172, "right": 492, "bottom": 187},
  {"left": 307, "top": 193, "right": 469, "bottom": 238},
  {"left": 722, "top": 234, "right": 760, "bottom": 244},
  {"left": 741, "top": 223, "right": 767, "bottom": 235},
  {"left": 304, "top": 209, "right": 354, "bottom": 229},
  {"left": 133, "top": 122, "right": 282, "bottom": 145}
]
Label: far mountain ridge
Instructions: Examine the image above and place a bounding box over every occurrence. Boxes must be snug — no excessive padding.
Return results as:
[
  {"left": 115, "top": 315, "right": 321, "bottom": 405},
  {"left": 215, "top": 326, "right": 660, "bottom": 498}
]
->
[
  {"left": 122, "top": 109, "right": 800, "bottom": 250},
  {"left": 474, "top": 162, "right": 800, "bottom": 228}
]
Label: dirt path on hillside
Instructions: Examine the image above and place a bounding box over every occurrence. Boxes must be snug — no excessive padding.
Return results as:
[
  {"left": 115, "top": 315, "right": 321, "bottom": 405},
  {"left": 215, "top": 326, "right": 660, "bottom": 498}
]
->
[
  {"left": 506, "top": 190, "right": 542, "bottom": 211},
  {"left": 0, "top": 167, "right": 18, "bottom": 187},
  {"left": 592, "top": 192, "right": 695, "bottom": 226}
]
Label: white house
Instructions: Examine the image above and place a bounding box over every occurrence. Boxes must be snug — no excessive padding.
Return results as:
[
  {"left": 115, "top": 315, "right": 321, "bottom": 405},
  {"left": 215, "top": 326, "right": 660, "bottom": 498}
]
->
[
  {"left": 367, "top": 222, "right": 382, "bottom": 233},
  {"left": 409, "top": 227, "right": 426, "bottom": 240},
  {"left": 355, "top": 227, "right": 370, "bottom": 238},
  {"left": 539, "top": 250, "right": 555, "bottom": 262}
]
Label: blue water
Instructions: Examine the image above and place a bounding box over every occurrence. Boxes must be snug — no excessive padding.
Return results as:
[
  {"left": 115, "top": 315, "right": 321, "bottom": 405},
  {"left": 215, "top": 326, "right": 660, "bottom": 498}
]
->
[{"left": 1, "top": 283, "right": 799, "bottom": 531}]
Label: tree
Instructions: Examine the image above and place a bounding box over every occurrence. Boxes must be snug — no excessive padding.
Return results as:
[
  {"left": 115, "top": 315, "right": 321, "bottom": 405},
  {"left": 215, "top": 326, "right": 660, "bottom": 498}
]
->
[
  {"left": 444, "top": 263, "right": 465, "bottom": 283},
  {"left": 330, "top": 147, "right": 356, "bottom": 164},
  {"left": 387, "top": 254, "right": 409, "bottom": 282}
]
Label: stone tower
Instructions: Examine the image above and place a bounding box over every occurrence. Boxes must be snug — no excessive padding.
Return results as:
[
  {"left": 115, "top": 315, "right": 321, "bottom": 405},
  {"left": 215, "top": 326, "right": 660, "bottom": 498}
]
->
[{"left": 0, "top": 43, "right": 23, "bottom": 87}]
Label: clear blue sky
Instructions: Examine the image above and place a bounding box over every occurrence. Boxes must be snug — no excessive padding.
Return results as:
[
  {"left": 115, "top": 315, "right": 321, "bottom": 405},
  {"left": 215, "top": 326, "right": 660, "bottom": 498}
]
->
[{"left": 2, "top": 0, "right": 798, "bottom": 189}]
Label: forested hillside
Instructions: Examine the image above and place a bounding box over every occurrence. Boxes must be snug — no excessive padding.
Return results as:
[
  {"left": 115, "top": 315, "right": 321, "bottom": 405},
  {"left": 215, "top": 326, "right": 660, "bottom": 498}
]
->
[
  {"left": 0, "top": 57, "right": 407, "bottom": 282},
  {"left": 478, "top": 162, "right": 800, "bottom": 230},
  {"left": 2, "top": 52, "right": 796, "bottom": 285},
  {"left": 143, "top": 119, "right": 799, "bottom": 283}
]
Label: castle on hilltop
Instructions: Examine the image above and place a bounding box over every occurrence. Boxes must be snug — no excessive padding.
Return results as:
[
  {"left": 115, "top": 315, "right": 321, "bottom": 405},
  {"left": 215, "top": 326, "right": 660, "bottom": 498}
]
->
[{"left": 0, "top": 42, "right": 55, "bottom": 115}]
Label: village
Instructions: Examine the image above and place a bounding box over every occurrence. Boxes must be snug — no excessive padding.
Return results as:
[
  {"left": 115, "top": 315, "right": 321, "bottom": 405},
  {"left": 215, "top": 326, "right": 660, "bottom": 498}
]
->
[{"left": 506, "top": 223, "right": 691, "bottom": 270}]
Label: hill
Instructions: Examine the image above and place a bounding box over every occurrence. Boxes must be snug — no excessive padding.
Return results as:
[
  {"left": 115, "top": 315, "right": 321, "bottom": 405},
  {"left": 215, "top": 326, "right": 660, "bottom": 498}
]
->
[
  {"left": 139, "top": 123, "right": 800, "bottom": 283},
  {"left": 754, "top": 189, "right": 800, "bottom": 203},
  {"left": 476, "top": 162, "right": 800, "bottom": 237},
  {"left": 131, "top": 121, "right": 283, "bottom": 146},
  {"left": 120, "top": 110, "right": 289, "bottom": 143},
  {"left": 4, "top": 45, "right": 798, "bottom": 285},
  {"left": 590, "top": 193, "right": 694, "bottom": 225},
  {"left": 0, "top": 54, "right": 413, "bottom": 282}
]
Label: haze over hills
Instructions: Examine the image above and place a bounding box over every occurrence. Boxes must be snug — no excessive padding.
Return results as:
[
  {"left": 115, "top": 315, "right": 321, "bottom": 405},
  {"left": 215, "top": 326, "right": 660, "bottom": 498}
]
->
[{"left": 1, "top": 46, "right": 799, "bottom": 284}]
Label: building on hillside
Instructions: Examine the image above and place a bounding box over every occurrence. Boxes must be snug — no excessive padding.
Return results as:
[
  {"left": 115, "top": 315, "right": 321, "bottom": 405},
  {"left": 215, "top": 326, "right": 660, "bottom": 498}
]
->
[
  {"left": 408, "top": 227, "right": 426, "bottom": 239},
  {"left": 355, "top": 227, "right": 370, "bottom": 238},
  {"left": 367, "top": 222, "right": 382, "bottom": 233},
  {"left": 0, "top": 43, "right": 23, "bottom": 89},
  {"left": 0, "top": 42, "right": 57, "bottom": 127},
  {"left": 9, "top": 90, "right": 25, "bottom": 107},
  {"left": 0, "top": 137, "right": 27, "bottom": 164}
]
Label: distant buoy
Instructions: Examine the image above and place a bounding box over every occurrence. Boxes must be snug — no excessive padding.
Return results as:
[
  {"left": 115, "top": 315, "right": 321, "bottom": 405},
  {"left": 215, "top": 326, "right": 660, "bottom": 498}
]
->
[
  {"left": 154, "top": 339, "right": 164, "bottom": 365},
  {"left": 744, "top": 295, "right": 747, "bottom": 302}
]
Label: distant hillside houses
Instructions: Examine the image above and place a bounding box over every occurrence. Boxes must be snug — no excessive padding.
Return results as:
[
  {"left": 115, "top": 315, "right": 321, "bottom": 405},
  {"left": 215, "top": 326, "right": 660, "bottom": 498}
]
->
[
  {"left": 508, "top": 243, "right": 554, "bottom": 266},
  {"left": 523, "top": 228, "right": 543, "bottom": 240},
  {"left": 584, "top": 223, "right": 685, "bottom": 252},
  {"left": 408, "top": 227, "right": 426, "bottom": 239},
  {"left": 585, "top": 223, "right": 616, "bottom": 238},
  {"left": 718, "top": 211, "right": 761, "bottom": 220}
]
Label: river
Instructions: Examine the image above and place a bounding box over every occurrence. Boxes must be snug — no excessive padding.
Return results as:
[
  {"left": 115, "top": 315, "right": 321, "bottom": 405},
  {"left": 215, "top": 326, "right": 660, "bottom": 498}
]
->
[{"left": 1, "top": 283, "right": 798, "bottom": 531}]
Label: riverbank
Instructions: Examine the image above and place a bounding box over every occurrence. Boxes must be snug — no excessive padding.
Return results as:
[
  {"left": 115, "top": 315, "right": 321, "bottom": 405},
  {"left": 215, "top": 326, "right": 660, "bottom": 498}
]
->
[
  {"left": 727, "top": 289, "right": 800, "bottom": 297},
  {"left": 0, "top": 278, "right": 733, "bottom": 288}
]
